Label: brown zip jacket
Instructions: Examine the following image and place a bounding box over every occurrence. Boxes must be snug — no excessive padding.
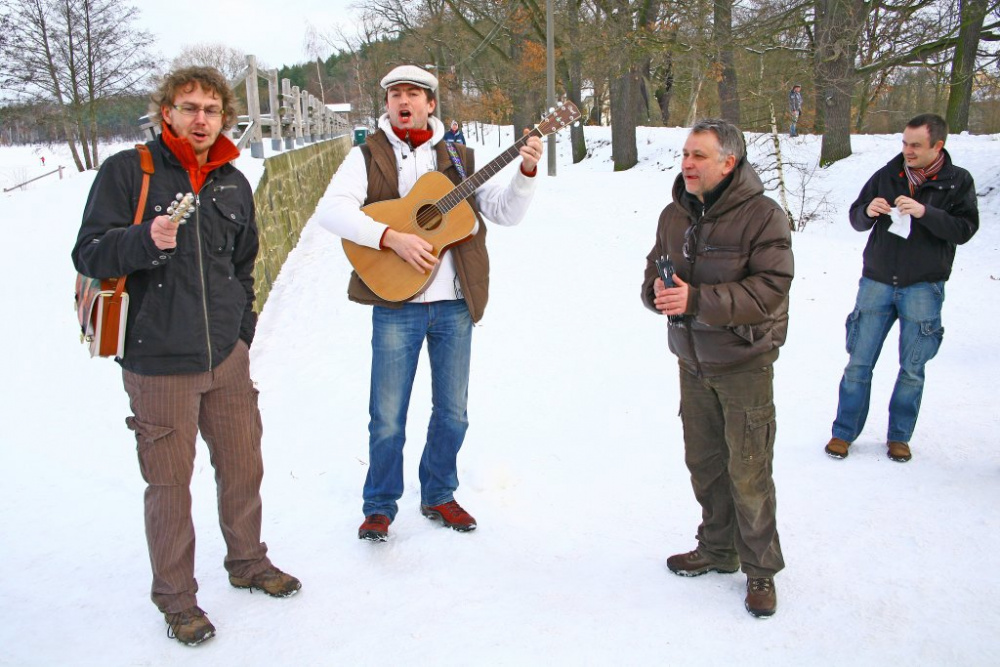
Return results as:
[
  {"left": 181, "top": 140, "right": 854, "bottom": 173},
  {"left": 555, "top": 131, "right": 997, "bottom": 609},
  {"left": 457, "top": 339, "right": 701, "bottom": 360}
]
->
[{"left": 641, "top": 159, "right": 794, "bottom": 377}]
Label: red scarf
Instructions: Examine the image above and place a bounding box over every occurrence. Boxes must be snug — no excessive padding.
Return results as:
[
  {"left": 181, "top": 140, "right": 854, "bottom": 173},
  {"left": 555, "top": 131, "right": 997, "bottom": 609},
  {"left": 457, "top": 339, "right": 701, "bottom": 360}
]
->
[
  {"left": 160, "top": 122, "right": 240, "bottom": 192},
  {"left": 391, "top": 125, "right": 433, "bottom": 148},
  {"left": 904, "top": 150, "right": 945, "bottom": 196}
]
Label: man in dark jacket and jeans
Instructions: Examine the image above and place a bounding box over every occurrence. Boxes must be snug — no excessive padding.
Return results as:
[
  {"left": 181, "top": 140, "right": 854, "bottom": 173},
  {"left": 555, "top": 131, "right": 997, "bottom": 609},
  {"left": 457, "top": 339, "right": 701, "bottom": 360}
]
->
[
  {"left": 72, "top": 66, "right": 300, "bottom": 647},
  {"left": 642, "top": 119, "right": 793, "bottom": 618},
  {"left": 824, "top": 114, "right": 979, "bottom": 463}
]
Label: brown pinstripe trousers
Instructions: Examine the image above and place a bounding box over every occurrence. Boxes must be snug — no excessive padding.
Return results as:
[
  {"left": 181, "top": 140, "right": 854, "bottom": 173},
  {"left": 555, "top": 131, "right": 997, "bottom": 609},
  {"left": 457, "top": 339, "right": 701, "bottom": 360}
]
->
[{"left": 123, "top": 340, "right": 272, "bottom": 614}]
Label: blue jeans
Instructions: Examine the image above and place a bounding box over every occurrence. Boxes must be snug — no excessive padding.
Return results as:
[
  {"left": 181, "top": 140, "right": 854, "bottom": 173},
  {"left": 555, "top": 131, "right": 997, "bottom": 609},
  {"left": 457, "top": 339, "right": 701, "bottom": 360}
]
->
[
  {"left": 832, "top": 277, "right": 945, "bottom": 444},
  {"left": 363, "top": 300, "right": 472, "bottom": 520}
]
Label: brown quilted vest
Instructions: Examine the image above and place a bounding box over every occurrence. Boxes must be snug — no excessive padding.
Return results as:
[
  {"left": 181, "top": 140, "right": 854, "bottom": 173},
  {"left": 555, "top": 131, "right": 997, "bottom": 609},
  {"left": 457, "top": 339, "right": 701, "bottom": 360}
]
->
[{"left": 348, "top": 130, "right": 492, "bottom": 322}]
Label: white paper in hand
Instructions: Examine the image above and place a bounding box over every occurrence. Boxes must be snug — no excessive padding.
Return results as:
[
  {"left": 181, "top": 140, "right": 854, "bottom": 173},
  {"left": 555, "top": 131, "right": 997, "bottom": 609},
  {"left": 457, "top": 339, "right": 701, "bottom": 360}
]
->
[{"left": 887, "top": 207, "right": 911, "bottom": 238}]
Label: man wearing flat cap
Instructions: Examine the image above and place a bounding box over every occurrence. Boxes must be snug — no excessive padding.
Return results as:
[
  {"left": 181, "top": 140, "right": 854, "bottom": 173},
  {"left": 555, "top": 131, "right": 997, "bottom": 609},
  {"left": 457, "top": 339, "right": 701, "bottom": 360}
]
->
[{"left": 317, "top": 64, "right": 544, "bottom": 542}]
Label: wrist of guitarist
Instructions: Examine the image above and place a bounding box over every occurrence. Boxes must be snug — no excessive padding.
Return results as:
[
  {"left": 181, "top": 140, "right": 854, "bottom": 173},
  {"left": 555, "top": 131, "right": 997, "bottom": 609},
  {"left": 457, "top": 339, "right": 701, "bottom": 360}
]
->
[
  {"left": 381, "top": 228, "right": 439, "bottom": 274},
  {"left": 519, "top": 136, "right": 543, "bottom": 175}
]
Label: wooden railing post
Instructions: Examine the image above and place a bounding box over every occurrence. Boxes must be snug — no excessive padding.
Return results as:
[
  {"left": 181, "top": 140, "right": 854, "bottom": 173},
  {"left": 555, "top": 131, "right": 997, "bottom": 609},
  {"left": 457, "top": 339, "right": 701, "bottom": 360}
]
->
[
  {"left": 268, "top": 69, "right": 282, "bottom": 151},
  {"left": 293, "top": 85, "right": 304, "bottom": 146},
  {"left": 244, "top": 55, "right": 264, "bottom": 158}
]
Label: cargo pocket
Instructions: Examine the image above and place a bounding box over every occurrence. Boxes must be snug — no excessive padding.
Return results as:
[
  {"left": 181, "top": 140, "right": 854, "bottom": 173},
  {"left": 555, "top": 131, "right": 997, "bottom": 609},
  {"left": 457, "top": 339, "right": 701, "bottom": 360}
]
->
[
  {"left": 909, "top": 319, "right": 944, "bottom": 366},
  {"left": 125, "top": 416, "right": 182, "bottom": 485},
  {"left": 844, "top": 309, "right": 861, "bottom": 355},
  {"left": 742, "top": 404, "right": 775, "bottom": 464}
]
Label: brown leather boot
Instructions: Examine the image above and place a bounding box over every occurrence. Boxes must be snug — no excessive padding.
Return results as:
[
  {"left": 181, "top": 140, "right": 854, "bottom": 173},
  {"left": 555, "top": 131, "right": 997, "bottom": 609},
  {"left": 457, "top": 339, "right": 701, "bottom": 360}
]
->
[
  {"left": 745, "top": 576, "right": 777, "bottom": 618},
  {"left": 164, "top": 606, "right": 215, "bottom": 646},
  {"left": 666, "top": 549, "right": 740, "bottom": 577},
  {"left": 887, "top": 441, "right": 912, "bottom": 462},
  {"left": 229, "top": 565, "right": 302, "bottom": 597},
  {"left": 825, "top": 437, "right": 851, "bottom": 459}
]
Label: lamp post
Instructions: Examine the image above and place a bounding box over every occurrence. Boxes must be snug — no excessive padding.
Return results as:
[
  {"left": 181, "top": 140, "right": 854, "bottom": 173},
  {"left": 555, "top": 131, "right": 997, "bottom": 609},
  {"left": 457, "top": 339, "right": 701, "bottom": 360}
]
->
[{"left": 546, "top": 0, "right": 556, "bottom": 176}]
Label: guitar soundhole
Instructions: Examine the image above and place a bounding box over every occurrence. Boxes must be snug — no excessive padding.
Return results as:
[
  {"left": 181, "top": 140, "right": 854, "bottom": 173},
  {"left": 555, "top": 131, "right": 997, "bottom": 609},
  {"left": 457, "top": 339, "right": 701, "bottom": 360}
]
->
[{"left": 416, "top": 204, "right": 443, "bottom": 231}]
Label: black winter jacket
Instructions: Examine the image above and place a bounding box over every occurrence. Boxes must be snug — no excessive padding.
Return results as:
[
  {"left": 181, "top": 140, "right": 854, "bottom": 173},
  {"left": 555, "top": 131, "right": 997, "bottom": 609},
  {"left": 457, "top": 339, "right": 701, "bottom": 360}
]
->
[
  {"left": 72, "top": 138, "right": 259, "bottom": 375},
  {"left": 849, "top": 149, "right": 978, "bottom": 287}
]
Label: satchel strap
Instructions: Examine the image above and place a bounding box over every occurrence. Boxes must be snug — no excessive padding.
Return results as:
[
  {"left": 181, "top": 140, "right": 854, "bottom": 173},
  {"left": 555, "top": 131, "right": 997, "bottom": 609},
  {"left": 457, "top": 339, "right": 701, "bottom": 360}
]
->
[{"left": 112, "top": 144, "right": 155, "bottom": 300}]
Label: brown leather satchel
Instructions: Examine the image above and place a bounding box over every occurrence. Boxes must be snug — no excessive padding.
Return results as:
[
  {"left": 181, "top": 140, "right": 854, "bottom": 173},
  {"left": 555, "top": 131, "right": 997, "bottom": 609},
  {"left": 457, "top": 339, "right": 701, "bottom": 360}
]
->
[{"left": 75, "top": 144, "right": 154, "bottom": 359}]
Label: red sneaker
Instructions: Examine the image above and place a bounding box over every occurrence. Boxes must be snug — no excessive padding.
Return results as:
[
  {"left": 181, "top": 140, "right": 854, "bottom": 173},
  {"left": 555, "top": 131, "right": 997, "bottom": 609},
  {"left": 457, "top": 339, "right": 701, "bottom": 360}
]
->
[
  {"left": 358, "top": 514, "right": 390, "bottom": 541},
  {"left": 420, "top": 500, "right": 477, "bottom": 532}
]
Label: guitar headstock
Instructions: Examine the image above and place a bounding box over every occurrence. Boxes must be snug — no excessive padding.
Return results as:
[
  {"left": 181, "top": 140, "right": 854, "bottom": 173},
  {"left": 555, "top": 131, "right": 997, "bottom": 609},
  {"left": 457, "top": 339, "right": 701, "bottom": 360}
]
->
[
  {"left": 534, "top": 101, "right": 582, "bottom": 137},
  {"left": 167, "top": 193, "right": 195, "bottom": 224}
]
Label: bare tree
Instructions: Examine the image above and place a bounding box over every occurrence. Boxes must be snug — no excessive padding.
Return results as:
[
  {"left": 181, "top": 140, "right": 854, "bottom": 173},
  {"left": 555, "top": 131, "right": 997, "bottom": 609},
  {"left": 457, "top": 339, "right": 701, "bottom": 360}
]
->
[
  {"left": 946, "top": 0, "right": 991, "bottom": 131},
  {"left": 170, "top": 42, "right": 247, "bottom": 81},
  {"left": 0, "top": 0, "right": 153, "bottom": 170},
  {"left": 714, "top": 0, "right": 740, "bottom": 123}
]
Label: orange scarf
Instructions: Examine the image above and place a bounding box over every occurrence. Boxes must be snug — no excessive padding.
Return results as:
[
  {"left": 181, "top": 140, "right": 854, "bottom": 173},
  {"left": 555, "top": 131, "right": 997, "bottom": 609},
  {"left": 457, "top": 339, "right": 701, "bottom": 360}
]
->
[{"left": 160, "top": 122, "right": 240, "bottom": 193}]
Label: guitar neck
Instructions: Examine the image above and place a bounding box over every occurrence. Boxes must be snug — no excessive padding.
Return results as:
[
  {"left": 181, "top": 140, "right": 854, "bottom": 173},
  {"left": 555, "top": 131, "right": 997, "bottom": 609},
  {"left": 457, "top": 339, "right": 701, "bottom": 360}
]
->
[{"left": 436, "top": 129, "right": 541, "bottom": 214}]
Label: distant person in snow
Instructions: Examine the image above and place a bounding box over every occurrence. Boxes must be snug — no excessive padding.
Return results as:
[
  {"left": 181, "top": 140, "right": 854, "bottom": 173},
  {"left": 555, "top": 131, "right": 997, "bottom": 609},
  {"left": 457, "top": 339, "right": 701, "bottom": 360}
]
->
[
  {"left": 444, "top": 119, "right": 466, "bottom": 144},
  {"left": 788, "top": 84, "right": 803, "bottom": 137},
  {"left": 641, "top": 118, "right": 793, "bottom": 618},
  {"left": 71, "top": 66, "right": 300, "bottom": 647},
  {"left": 315, "top": 64, "right": 543, "bottom": 542},
  {"left": 824, "top": 113, "right": 979, "bottom": 464}
]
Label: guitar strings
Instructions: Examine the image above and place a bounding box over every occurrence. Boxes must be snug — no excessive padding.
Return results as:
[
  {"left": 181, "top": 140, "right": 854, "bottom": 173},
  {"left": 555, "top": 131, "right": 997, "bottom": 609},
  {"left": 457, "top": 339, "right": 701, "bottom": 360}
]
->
[{"left": 412, "top": 135, "right": 532, "bottom": 229}]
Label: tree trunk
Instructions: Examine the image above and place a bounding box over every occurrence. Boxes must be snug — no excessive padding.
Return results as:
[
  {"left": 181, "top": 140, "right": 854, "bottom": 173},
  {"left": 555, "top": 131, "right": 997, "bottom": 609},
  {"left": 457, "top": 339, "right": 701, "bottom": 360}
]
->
[
  {"left": 610, "top": 70, "right": 638, "bottom": 171},
  {"left": 816, "top": 0, "right": 864, "bottom": 165},
  {"left": 714, "top": 0, "right": 740, "bottom": 124},
  {"left": 567, "top": 0, "right": 587, "bottom": 163},
  {"left": 653, "top": 59, "right": 674, "bottom": 126},
  {"left": 946, "top": 0, "right": 987, "bottom": 132}
]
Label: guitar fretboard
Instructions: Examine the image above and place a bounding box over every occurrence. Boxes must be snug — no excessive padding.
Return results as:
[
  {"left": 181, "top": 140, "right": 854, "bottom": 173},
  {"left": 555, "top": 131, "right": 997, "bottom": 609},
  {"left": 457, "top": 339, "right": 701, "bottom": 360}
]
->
[{"left": 436, "top": 130, "right": 540, "bottom": 214}]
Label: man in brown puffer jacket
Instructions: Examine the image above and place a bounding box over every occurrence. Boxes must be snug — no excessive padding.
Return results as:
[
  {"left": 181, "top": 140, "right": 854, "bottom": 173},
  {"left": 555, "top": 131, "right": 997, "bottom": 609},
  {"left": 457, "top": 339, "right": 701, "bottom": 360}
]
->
[{"left": 641, "top": 119, "right": 794, "bottom": 618}]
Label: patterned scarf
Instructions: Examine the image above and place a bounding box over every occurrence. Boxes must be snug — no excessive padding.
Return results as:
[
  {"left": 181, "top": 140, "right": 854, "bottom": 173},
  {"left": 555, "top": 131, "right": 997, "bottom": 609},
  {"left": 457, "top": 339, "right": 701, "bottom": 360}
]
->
[{"left": 903, "top": 150, "right": 945, "bottom": 196}]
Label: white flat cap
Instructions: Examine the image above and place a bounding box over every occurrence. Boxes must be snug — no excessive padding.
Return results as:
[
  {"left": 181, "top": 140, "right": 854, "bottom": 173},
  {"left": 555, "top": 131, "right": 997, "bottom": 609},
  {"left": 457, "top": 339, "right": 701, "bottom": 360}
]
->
[{"left": 381, "top": 65, "right": 438, "bottom": 92}]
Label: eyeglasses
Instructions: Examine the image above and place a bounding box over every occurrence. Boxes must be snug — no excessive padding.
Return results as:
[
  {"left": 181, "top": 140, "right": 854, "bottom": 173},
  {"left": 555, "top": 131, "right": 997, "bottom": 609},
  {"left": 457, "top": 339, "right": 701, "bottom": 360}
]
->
[{"left": 172, "top": 103, "right": 224, "bottom": 118}]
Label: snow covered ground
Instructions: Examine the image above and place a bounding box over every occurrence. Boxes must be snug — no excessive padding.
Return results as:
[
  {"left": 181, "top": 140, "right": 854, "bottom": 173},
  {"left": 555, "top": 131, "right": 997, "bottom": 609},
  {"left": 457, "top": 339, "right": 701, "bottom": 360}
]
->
[{"left": 1, "top": 123, "right": 998, "bottom": 665}]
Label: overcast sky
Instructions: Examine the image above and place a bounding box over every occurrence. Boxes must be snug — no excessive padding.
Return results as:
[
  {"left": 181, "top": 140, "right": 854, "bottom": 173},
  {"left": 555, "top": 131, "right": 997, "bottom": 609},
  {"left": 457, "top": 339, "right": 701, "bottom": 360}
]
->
[{"left": 136, "top": 0, "right": 362, "bottom": 70}]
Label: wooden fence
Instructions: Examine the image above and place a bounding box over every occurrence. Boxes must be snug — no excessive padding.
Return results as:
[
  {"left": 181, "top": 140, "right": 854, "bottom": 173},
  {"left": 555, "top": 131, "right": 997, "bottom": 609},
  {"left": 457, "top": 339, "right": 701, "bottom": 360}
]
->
[
  {"left": 2, "top": 165, "right": 65, "bottom": 192},
  {"left": 142, "top": 55, "right": 352, "bottom": 158}
]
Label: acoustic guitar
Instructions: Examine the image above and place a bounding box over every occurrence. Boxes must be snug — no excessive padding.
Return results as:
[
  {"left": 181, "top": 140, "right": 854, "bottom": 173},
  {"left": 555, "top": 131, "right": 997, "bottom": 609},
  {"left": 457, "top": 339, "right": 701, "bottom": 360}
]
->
[{"left": 343, "top": 101, "right": 581, "bottom": 302}]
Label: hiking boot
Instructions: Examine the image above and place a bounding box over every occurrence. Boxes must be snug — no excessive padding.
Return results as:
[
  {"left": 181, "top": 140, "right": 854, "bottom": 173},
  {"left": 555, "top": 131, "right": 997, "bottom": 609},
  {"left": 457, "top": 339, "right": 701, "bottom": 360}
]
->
[
  {"left": 825, "top": 437, "right": 851, "bottom": 459},
  {"left": 164, "top": 606, "right": 215, "bottom": 646},
  {"left": 666, "top": 549, "right": 740, "bottom": 577},
  {"left": 421, "top": 500, "right": 477, "bottom": 532},
  {"left": 358, "top": 514, "right": 391, "bottom": 541},
  {"left": 745, "top": 576, "right": 777, "bottom": 618},
  {"left": 887, "top": 440, "right": 912, "bottom": 463},
  {"left": 229, "top": 565, "right": 301, "bottom": 598}
]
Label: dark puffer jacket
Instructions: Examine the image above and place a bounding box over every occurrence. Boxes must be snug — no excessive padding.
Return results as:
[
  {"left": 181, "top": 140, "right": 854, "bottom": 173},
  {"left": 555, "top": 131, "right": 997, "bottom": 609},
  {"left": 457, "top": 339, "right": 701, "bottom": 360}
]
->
[
  {"left": 849, "top": 149, "right": 978, "bottom": 287},
  {"left": 642, "top": 159, "right": 794, "bottom": 377},
  {"left": 72, "top": 138, "right": 258, "bottom": 375}
]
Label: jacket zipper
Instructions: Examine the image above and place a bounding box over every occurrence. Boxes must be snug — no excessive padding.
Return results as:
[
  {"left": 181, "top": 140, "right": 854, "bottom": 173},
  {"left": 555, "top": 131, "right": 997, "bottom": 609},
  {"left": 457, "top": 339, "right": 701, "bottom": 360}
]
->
[
  {"left": 193, "top": 177, "right": 215, "bottom": 370},
  {"left": 684, "top": 211, "right": 705, "bottom": 378}
]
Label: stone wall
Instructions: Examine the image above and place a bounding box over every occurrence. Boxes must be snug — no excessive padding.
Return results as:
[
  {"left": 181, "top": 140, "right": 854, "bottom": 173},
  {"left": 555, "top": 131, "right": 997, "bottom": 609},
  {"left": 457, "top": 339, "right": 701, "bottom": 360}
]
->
[{"left": 252, "top": 136, "right": 351, "bottom": 308}]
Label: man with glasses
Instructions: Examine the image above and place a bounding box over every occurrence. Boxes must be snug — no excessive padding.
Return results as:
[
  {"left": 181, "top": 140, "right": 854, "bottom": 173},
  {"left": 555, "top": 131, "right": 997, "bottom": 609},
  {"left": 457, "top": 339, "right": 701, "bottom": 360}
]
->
[
  {"left": 641, "top": 119, "right": 793, "bottom": 618},
  {"left": 824, "top": 114, "right": 978, "bottom": 463},
  {"left": 72, "top": 66, "right": 300, "bottom": 647}
]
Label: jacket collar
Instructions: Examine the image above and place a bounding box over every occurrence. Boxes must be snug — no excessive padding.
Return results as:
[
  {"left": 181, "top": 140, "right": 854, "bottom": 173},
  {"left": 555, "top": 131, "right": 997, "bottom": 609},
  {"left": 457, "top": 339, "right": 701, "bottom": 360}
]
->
[{"left": 672, "top": 158, "right": 765, "bottom": 220}]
